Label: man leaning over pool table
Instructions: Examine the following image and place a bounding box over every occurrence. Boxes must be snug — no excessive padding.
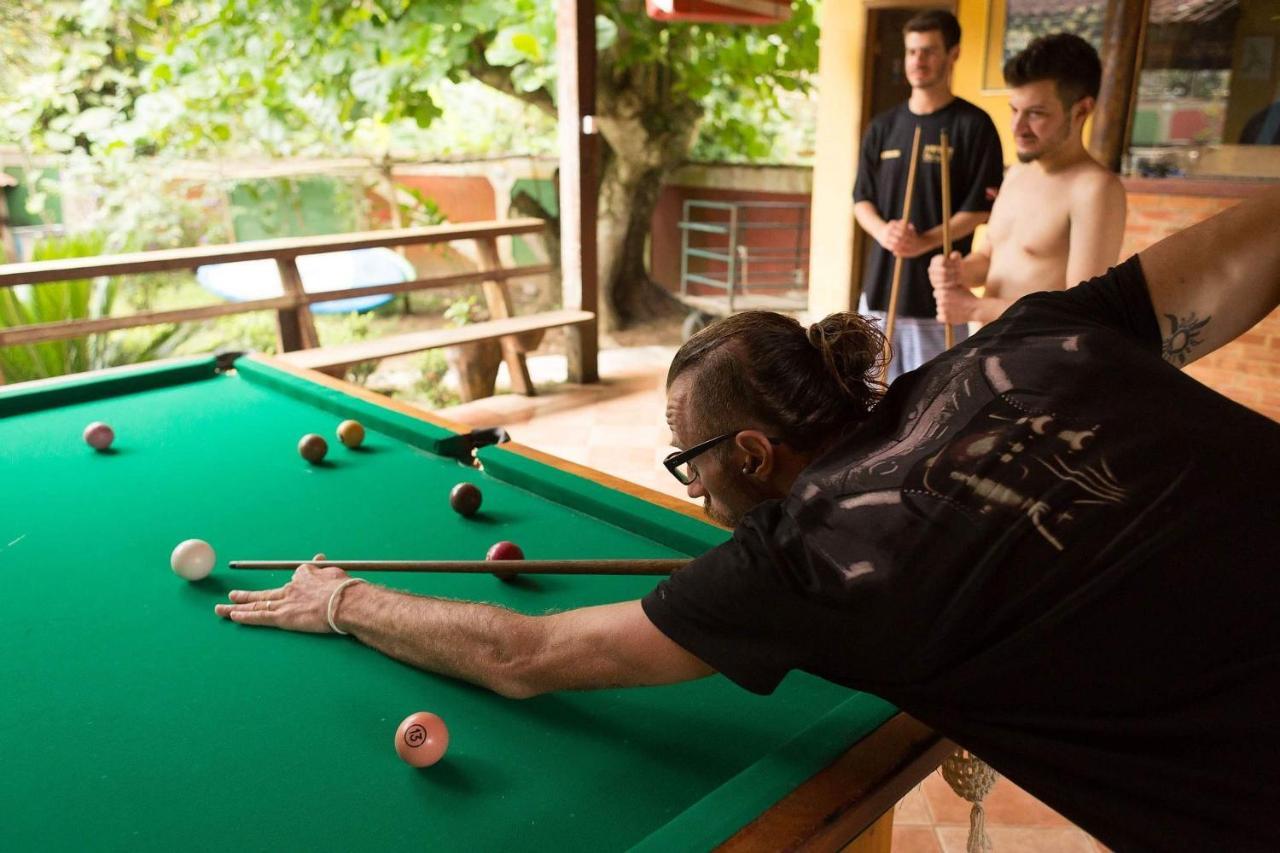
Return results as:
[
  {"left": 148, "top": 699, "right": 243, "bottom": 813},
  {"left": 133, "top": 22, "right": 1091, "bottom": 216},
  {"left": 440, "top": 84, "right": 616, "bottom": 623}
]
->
[{"left": 217, "top": 187, "right": 1280, "bottom": 852}]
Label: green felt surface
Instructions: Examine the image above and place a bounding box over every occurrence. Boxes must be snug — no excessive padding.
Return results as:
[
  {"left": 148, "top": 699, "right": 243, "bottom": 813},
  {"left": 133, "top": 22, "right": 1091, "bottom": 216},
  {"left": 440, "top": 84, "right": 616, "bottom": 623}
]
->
[{"left": 0, "top": 359, "right": 894, "bottom": 852}]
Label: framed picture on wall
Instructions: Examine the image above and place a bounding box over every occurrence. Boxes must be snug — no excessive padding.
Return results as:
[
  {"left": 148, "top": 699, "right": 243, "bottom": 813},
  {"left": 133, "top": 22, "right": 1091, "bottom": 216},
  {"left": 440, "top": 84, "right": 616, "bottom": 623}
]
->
[{"left": 983, "top": 0, "right": 1106, "bottom": 92}]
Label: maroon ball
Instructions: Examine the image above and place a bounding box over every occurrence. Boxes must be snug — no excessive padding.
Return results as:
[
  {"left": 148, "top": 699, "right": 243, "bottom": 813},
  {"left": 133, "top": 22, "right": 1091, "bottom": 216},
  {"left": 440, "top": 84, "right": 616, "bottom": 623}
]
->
[
  {"left": 449, "top": 483, "right": 483, "bottom": 517},
  {"left": 298, "top": 433, "right": 328, "bottom": 464},
  {"left": 486, "top": 540, "right": 524, "bottom": 582}
]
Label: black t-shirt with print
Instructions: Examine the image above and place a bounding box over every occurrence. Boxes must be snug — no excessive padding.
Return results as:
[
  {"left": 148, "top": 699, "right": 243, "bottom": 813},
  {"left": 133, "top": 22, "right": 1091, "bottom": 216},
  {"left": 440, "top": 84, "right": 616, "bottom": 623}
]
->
[
  {"left": 854, "top": 98, "right": 1004, "bottom": 318},
  {"left": 642, "top": 257, "right": 1280, "bottom": 851}
]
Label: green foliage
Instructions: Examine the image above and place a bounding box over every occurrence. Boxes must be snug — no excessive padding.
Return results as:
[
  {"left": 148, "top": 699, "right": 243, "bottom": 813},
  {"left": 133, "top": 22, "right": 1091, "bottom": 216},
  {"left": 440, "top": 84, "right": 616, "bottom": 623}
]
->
[
  {"left": 178, "top": 310, "right": 279, "bottom": 358},
  {"left": 409, "top": 349, "right": 460, "bottom": 409},
  {"left": 1, "top": 0, "right": 819, "bottom": 164},
  {"left": 393, "top": 185, "right": 447, "bottom": 228},
  {"left": 228, "top": 177, "right": 367, "bottom": 240},
  {"left": 0, "top": 0, "right": 823, "bottom": 330},
  {"left": 0, "top": 232, "right": 196, "bottom": 383},
  {"left": 443, "top": 295, "right": 487, "bottom": 328}
]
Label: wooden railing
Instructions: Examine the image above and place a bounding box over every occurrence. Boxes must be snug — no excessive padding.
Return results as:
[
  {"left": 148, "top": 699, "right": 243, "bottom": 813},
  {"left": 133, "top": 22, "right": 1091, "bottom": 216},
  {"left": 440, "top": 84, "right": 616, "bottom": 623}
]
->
[{"left": 0, "top": 219, "right": 596, "bottom": 393}]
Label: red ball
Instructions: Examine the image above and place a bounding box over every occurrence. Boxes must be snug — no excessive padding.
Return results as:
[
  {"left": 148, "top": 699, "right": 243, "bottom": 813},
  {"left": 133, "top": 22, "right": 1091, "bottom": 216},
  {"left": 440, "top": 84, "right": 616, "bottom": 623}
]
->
[
  {"left": 486, "top": 540, "right": 524, "bottom": 582},
  {"left": 395, "top": 711, "right": 449, "bottom": 768}
]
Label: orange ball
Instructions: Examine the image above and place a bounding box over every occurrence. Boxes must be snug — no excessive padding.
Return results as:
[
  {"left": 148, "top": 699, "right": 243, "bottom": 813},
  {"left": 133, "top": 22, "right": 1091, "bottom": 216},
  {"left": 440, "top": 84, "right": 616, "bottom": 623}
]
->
[
  {"left": 395, "top": 711, "right": 449, "bottom": 768},
  {"left": 337, "top": 419, "right": 365, "bottom": 449}
]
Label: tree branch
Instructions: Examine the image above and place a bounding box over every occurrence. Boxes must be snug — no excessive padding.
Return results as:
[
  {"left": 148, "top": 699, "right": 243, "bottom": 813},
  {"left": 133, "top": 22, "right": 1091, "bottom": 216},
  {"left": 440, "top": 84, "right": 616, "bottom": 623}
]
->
[{"left": 466, "top": 37, "right": 557, "bottom": 119}]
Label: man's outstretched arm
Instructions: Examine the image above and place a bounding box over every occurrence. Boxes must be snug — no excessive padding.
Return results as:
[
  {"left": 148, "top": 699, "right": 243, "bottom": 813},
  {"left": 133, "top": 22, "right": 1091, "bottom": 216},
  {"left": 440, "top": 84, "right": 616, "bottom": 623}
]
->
[
  {"left": 1139, "top": 186, "right": 1280, "bottom": 366},
  {"left": 216, "top": 564, "right": 714, "bottom": 698}
]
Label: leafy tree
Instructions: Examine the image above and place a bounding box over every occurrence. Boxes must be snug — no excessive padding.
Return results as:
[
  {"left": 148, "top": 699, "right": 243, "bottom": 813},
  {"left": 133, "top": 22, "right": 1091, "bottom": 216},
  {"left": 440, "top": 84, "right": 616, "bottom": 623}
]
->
[{"left": 1, "top": 0, "right": 819, "bottom": 329}]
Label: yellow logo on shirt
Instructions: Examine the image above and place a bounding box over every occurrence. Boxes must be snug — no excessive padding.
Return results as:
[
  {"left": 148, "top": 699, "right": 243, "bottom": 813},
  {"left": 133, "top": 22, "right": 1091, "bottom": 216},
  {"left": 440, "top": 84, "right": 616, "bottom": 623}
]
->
[
  {"left": 922, "top": 145, "right": 955, "bottom": 164},
  {"left": 881, "top": 149, "right": 901, "bottom": 160}
]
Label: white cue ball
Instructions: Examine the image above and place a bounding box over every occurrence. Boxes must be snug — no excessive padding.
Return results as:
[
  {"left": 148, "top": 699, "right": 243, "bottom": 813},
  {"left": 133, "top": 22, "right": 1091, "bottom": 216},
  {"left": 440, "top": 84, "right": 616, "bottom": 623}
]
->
[{"left": 170, "top": 539, "right": 216, "bottom": 581}]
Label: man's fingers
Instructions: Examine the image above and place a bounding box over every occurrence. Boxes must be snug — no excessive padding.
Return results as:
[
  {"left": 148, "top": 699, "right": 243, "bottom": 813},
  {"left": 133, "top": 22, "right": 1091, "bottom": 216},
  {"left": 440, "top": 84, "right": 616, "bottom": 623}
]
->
[
  {"left": 227, "top": 607, "right": 277, "bottom": 627},
  {"left": 228, "top": 587, "right": 286, "bottom": 603}
]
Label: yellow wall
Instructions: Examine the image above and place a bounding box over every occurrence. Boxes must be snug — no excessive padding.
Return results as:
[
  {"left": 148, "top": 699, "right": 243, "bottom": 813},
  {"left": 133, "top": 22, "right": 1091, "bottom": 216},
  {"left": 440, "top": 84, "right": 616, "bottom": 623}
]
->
[{"left": 953, "top": 0, "right": 1016, "bottom": 165}]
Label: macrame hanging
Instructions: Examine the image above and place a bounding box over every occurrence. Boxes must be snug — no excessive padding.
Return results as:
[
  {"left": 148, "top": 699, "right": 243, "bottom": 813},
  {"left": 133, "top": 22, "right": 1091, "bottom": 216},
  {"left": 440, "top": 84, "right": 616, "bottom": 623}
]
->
[{"left": 941, "top": 749, "right": 999, "bottom": 853}]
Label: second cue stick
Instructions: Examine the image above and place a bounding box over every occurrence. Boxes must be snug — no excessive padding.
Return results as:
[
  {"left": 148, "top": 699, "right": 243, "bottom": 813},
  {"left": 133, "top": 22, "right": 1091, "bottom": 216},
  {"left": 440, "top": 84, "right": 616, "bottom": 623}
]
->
[
  {"left": 881, "top": 125, "right": 923, "bottom": 383},
  {"left": 229, "top": 558, "right": 691, "bottom": 576},
  {"left": 940, "top": 129, "right": 954, "bottom": 350}
]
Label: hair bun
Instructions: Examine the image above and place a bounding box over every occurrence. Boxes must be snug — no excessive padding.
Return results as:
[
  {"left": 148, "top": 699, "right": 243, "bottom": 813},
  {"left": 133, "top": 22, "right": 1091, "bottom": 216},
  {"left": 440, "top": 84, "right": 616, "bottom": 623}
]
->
[{"left": 807, "top": 313, "right": 888, "bottom": 400}]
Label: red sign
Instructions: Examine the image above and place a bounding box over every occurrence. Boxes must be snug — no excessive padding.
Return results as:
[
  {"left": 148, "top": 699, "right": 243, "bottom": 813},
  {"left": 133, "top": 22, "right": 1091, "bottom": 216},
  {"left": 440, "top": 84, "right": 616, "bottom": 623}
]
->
[{"left": 645, "top": 0, "right": 792, "bottom": 25}]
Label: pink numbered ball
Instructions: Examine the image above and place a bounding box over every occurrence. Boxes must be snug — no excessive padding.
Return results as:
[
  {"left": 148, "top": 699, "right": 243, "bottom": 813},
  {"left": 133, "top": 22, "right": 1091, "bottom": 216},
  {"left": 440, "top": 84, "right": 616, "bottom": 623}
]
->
[
  {"left": 83, "top": 421, "right": 114, "bottom": 451},
  {"left": 486, "top": 540, "right": 524, "bottom": 582},
  {"left": 395, "top": 711, "right": 449, "bottom": 768}
]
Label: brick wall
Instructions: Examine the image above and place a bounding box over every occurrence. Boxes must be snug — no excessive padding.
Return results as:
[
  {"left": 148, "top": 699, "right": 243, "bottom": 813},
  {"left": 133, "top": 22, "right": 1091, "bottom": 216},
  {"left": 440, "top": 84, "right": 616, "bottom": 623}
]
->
[{"left": 1121, "top": 184, "right": 1279, "bottom": 422}]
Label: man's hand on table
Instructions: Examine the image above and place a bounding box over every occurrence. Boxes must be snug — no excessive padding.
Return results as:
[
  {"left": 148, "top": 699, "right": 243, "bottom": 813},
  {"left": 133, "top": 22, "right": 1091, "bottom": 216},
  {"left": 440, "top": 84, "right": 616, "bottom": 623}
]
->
[{"left": 215, "top": 553, "right": 357, "bottom": 633}]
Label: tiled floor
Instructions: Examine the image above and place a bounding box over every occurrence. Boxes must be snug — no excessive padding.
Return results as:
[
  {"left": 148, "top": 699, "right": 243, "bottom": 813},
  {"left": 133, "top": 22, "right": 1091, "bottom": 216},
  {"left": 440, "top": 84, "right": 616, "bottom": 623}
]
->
[{"left": 438, "top": 346, "right": 1105, "bottom": 853}]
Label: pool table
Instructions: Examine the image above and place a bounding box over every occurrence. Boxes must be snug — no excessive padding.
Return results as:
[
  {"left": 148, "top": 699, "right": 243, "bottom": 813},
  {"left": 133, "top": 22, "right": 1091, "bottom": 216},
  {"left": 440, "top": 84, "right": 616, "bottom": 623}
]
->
[{"left": 0, "top": 355, "right": 949, "bottom": 852}]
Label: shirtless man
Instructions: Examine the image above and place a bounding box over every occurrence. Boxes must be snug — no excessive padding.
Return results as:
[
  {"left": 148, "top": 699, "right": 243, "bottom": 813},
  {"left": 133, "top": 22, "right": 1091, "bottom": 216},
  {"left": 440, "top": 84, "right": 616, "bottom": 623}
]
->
[{"left": 929, "top": 33, "right": 1126, "bottom": 325}]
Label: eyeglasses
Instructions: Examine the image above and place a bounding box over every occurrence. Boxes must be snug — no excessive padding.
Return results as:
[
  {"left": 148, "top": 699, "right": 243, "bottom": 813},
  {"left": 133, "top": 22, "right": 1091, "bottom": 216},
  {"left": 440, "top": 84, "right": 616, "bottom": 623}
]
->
[{"left": 663, "top": 431, "right": 781, "bottom": 485}]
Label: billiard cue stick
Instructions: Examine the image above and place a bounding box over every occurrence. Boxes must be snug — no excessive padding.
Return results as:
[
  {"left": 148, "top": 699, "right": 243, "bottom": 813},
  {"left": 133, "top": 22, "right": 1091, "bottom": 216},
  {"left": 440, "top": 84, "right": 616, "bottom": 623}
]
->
[
  {"left": 881, "top": 125, "right": 923, "bottom": 383},
  {"left": 228, "top": 559, "right": 692, "bottom": 576},
  {"left": 940, "top": 129, "right": 955, "bottom": 350}
]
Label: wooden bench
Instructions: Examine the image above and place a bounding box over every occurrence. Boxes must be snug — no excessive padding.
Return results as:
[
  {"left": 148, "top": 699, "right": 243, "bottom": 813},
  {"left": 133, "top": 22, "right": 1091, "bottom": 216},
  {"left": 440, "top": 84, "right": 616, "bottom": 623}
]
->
[{"left": 275, "top": 309, "right": 595, "bottom": 393}]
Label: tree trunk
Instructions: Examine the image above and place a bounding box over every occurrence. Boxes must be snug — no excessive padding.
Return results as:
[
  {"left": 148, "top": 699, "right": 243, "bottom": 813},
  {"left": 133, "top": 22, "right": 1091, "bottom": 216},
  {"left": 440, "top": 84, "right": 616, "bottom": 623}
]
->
[
  {"left": 595, "top": 152, "right": 684, "bottom": 331},
  {"left": 594, "top": 95, "right": 703, "bottom": 331}
]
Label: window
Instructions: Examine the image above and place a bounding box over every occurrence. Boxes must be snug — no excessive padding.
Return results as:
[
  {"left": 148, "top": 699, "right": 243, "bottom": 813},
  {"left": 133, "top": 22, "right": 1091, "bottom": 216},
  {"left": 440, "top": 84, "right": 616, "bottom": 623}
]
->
[{"left": 1127, "top": 0, "right": 1280, "bottom": 180}]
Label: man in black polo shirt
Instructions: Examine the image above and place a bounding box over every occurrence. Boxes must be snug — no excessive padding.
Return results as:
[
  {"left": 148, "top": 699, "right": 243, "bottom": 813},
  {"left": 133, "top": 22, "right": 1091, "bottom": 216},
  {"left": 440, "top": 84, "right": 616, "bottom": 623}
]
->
[{"left": 854, "top": 9, "right": 1004, "bottom": 379}]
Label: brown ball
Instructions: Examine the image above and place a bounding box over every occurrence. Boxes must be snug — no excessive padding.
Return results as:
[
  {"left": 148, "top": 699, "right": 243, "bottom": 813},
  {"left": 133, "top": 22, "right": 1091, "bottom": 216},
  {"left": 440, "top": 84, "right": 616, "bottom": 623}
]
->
[
  {"left": 449, "top": 482, "right": 482, "bottom": 517},
  {"left": 298, "top": 433, "right": 328, "bottom": 464},
  {"left": 337, "top": 419, "right": 365, "bottom": 449}
]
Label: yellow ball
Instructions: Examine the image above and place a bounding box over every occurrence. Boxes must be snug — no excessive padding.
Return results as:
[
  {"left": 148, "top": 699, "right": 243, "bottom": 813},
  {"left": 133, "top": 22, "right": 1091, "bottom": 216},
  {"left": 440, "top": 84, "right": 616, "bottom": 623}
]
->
[{"left": 337, "top": 419, "right": 365, "bottom": 449}]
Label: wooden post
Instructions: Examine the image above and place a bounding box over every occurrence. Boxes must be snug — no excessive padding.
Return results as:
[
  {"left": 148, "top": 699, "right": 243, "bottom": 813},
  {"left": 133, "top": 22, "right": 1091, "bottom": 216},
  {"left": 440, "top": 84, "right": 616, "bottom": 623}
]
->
[
  {"left": 274, "top": 257, "right": 320, "bottom": 352},
  {"left": 476, "top": 236, "right": 536, "bottom": 395},
  {"left": 940, "top": 130, "right": 954, "bottom": 350},
  {"left": 378, "top": 158, "right": 414, "bottom": 315},
  {"left": 1089, "top": 0, "right": 1148, "bottom": 172},
  {"left": 556, "top": 0, "right": 600, "bottom": 384}
]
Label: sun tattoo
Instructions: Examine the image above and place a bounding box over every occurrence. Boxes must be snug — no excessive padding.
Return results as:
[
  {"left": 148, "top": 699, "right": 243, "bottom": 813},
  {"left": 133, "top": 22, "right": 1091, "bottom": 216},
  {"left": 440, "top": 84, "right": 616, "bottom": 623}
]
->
[{"left": 1162, "top": 312, "right": 1211, "bottom": 366}]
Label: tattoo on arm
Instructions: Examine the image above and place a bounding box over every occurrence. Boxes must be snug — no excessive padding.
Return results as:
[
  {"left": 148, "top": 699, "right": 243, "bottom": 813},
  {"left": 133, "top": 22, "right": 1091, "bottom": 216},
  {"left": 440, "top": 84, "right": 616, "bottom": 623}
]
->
[{"left": 1161, "top": 312, "right": 1211, "bottom": 365}]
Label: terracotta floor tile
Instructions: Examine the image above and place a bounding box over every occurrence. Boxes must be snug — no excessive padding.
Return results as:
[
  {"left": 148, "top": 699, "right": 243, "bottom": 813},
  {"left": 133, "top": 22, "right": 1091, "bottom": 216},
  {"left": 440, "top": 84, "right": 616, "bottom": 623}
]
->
[
  {"left": 890, "top": 826, "right": 944, "bottom": 853},
  {"left": 894, "top": 784, "right": 935, "bottom": 825},
  {"left": 935, "top": 826, "right": 1095, "bottom": 853},
  {"left": 587, "top": 424, "right": 667, "bottom": 448},
  {"left": 510, "top": 424, "right": 593, "bottom": 449},
  {"left": 587, "top": 445, "right": 659, "bottom": 473},
  {"left": 591, "top": 403, "right": 666, "bottom": 426}
]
